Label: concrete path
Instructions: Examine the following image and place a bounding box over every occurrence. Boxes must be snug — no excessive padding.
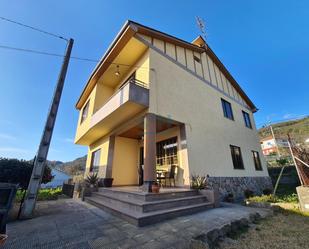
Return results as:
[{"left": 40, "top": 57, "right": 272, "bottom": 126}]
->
[{"left": 3, "top": 199, "right": 272, "bottom": 249}]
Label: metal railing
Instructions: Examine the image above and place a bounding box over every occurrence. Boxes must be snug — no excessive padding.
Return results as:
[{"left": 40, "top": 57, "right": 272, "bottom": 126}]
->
[{"left": 120, "top": 77, "right": 149, "bottom": 90}]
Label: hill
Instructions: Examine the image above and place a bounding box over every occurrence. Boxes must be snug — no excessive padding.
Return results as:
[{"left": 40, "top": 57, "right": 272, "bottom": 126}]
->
[
  {"left": 48, "top": 156, "right": 87, "bottom": 176},
  {"left": 258, "top": 116, "right": 309, "bottom": 146}
]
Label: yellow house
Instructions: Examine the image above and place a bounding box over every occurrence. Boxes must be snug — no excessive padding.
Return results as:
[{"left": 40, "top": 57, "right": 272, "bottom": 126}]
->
[{"left": 74, "top": 21, "right": 272, "bottom": 198}]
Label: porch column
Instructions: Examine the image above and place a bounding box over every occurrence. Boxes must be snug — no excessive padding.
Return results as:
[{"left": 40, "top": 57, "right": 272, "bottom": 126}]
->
[
  {"left": 105, "top": 135, "right": 115, "bottom": 179},
  {"left": 143, "top": 113, "right": 156, "bottom": 192}
]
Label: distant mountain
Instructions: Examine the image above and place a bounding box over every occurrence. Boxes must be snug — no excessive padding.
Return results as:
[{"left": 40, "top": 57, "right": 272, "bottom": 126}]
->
[
  {"left": 48, "top": 156, "right": 87, "bottom": 176},
  {"left": 258, "top": 116, "right": 309, "bottom": 146}
]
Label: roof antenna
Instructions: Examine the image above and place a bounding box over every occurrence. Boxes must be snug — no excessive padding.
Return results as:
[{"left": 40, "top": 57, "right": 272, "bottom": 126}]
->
[{"left": 196, "top": 16, "right": 208, "bottom": 50}]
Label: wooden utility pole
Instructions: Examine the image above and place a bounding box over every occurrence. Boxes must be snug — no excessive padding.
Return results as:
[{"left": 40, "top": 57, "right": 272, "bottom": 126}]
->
[{"left": 20, "top": 38, "right": 74, "bottom": 218}]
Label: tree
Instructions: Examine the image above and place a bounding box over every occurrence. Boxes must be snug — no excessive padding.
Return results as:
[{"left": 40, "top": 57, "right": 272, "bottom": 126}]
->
[{"left": 0, "top": 158, "right": 54, "bottom": 190}]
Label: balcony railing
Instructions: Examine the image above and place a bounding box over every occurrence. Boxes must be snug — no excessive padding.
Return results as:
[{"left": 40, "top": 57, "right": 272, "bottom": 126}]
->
[
  {"left": 119, "top": 77, "right": 149, "bottom": 90},
  {"left": 90, "top": 78, "right": 149, "bottom": 128}
]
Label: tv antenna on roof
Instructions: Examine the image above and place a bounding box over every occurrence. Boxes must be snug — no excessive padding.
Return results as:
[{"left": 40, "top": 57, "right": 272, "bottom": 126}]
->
[{"left": 196, "top": 16, "right": 208, "bottom": 50}]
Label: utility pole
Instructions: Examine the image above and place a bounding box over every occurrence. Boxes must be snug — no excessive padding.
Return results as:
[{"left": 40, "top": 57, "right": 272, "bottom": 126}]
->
[{"left": 20, "top": 38, "right": 74, "bottom": 218}]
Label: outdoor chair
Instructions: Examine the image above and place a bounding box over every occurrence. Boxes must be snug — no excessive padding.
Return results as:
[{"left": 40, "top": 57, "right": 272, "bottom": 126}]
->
[{"left": 156, "top": 165, "right": 177, "bottom": 187}]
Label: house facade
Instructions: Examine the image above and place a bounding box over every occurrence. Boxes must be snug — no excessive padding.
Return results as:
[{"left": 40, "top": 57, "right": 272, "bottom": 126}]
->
[
  {"left": 74, "top": 21, "right": 272, "bottom": 198},
  {"left": 260, "top": 136, "right": 289, "bottom": 156}
]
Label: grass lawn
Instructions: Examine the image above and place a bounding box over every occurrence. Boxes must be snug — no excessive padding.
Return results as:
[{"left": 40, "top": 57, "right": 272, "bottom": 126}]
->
[{"left": 219, "top": 208, "right": 309, "bottom": 249}]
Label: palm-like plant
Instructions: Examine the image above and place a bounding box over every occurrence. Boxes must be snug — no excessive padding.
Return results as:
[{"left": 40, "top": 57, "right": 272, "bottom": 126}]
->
[
  {"left": 190, "top": 174, "right": 208, "bottom": 190},
  {"left": 85, "top": 172, "right": 99, "bottom": 187}
]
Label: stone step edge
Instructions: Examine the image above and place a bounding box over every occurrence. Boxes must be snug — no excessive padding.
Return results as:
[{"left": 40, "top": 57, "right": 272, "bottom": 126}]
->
[
  {"left": 85, "top": 196, "right": 213, "bottom": 220},
  {"left": 92, "top": 191, "right": 208, "bottom": 207},
  {"left": 98, "top": 187, "right": 198, "bottom": 198}
]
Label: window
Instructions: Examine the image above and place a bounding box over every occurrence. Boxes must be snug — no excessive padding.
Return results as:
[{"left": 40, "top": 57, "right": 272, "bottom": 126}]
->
[
  {"left": 252, "top": 151, "right": 262, "bottom": 171},
  {"left": 80, "top": 100, "right": 89, "bottom": 124},
  {"left": 230, "top": 145, "right": 244, "bottom": 169},
  {"left": 242, "top": 111, "right": 252, "bottom": 128},
  {"left": 156, "top": 137, "right": 178, "bottom": 166},
  {"left": 221, "top": 99, "right": 234, "bottom": 120},
  {"left": 90, "top": 149, "right": 101, "bottom": 173}
]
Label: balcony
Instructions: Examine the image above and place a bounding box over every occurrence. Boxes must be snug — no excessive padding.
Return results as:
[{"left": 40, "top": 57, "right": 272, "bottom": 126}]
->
[{"left": 76, "top": 79, "right": 149, "bottom": 145}]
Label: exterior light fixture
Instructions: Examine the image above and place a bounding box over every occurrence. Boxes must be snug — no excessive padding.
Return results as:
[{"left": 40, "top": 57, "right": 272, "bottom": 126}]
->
[{"left": 115, "top": 65, "right": 120, "bottom": 76}]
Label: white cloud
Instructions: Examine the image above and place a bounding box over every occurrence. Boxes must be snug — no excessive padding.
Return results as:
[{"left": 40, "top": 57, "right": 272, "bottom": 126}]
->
[
  {"left": 0, "top": 133, "right": 16, "bottom": 140},
  {"left": 0, "top": 147, "right": 29, "bottom": 153},
  {"left": 283, "top": 113, "right": 306, "bottom": 120},
  {"left": 64, "top": 138, "right": 74, "bottom": 143}
]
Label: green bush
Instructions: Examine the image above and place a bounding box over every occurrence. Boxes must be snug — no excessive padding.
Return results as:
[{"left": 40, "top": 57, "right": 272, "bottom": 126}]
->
[
  {"left": 190, "top": 175, "right": 208, "bottom": 189},
  {"left": 244, "top": 189, "right": 254, "bottom": 198},
  {"left": 247, "top": 193, "right": 298, "bottom": 204},
  {"left": 15, "top": 188, "right": 62, "bottom": 202},
  {"left": 0, "top": 157, "right": 54, "bottom": 190}
]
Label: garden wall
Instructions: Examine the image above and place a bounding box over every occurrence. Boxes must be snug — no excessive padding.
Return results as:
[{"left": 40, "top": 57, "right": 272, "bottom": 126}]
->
[{"left": 207, "top": 176, "right": 273, "bottom": 201}]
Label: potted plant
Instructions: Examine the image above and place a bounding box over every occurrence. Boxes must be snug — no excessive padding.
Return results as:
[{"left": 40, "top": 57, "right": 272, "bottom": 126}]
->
[
  {"left": 0, "top": 234, "right": 8, "bottom": 246},
  {"left": 190, "top": 174, "right": 208, "bottom": 190},
  {"left": 151, "top": 182, "right": 160, "bottom": 193},
  {"left": 190, "top": 174, "right": 220, "bottom": 207},
  {"left": 85, "top": 172, "right": 99, "bottom": 192}
]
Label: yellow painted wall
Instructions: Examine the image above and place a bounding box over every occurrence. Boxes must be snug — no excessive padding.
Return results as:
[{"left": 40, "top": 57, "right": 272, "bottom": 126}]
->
[
  {"left": 93, "top": 83, "right": 114, "bottom": 113},
  {"left": 84, "top": 136, "right": 110, "bottom": 178},
  {"left": 75, "top": 85, "right": 97, "bottom": 143},
  {"left": 112, "top": 136, "right": 139, "bottom": 186},
  {"left": 137, "top": 34, "right": 251, "bottom": 109},
  {"left": 75, "top": 49, "right": 150, "bottom": 145},
  {"left": 148, "top": 48, "right": 268, "bottom": 179}
]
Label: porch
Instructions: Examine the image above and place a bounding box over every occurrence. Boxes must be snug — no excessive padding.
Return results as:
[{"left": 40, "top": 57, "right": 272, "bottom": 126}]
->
[
  {"left": 84, "top": 186, "right": 214, "bottom": 226},
  {"left": 91, "top": 113, "right": 191, "bottom": 191}
]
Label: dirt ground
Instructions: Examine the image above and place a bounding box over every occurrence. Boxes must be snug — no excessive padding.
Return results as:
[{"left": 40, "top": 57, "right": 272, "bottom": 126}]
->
[{"left": 219, "top": 208, "right": 309, "bottom": 249}]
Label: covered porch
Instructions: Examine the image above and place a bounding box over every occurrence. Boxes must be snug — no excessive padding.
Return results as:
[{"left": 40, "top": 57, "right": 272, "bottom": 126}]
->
[{"left": 100, "top": 113, "right": 190, "bottom": 192}]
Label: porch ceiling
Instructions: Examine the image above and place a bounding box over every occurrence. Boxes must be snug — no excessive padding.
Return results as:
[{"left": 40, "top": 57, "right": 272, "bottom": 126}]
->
[
  {"left": 97, "top": 37, "right": 148, "bottom": 88},
  {"left": 119, "top": 118, "right": 178, "bottom": 139}
]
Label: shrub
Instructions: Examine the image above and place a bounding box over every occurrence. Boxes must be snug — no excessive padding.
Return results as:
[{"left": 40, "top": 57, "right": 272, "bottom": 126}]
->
[
  {"left": 247, "top": 195, "right": 273, "bottom": 203},
  {"left": 247, "top": 193, "right": 299, "bottom": 204},
  {"left": 244, "top": 189, "right": 254, "bottom": 198},
  {"left": 0, "top": 158, "right": 54, "bottom": 190},
  {"left": 15, "top": 188, "right": 62, "bottom": 202},
  {"left": 190, "top": 175, "right": 208, "bottom": 190},
  {"left": 85, "top": 172, "right": 99, "bottom": 186},
  {"left": 263, "top": 188, "right": 273, "bottom": 195},
  {"left": 224, "top": 193, "right": 234, "bottom": 202}
]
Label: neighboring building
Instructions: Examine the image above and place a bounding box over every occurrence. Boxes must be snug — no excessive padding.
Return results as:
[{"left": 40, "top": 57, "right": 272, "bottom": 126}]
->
[
  {"left": 260, "top": 136, "right": 289, "bottom": 156},
  {"left": 41, "top": 168, "right": 70, "bottom": 189},
  {"left": 74, "top": 21, "right": 272, "bottom": 198}
]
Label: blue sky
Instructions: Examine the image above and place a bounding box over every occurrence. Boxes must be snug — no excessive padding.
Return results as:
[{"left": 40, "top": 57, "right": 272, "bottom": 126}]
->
[{"left": 0, "top": 1, "right": 308, "bottom": 162}]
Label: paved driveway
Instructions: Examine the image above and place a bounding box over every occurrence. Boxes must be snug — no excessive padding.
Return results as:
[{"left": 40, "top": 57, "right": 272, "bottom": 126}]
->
[{"left": 4, "top": 199, "right": 271, "bottom": 249}]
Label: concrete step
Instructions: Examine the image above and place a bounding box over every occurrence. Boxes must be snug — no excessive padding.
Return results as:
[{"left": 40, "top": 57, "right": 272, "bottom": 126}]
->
[
  {"left": 98, "top": 187, "right": 199, "bottom": 201},
  {"left": 92, "top": 191, "right": 208, "bottom": 213},
  {"left": 85, "top": 196, "right": 213, "bottom": 226}
]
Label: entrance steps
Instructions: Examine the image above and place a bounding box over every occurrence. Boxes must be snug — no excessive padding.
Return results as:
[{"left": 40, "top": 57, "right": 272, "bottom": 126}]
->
[{"left": 84, "top": 187, "right": 214, "bottom": 226}]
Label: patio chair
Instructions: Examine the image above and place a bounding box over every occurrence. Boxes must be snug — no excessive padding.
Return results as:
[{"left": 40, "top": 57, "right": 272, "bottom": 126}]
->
[
  {"left": 167, "top": 165, "right": 177, "bottom": 187},
  {"left": 157, "top": 165, "right": 177, "bottom": 187}
]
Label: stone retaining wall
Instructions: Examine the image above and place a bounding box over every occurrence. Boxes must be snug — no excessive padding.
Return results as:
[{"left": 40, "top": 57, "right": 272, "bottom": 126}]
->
[{"left": 207, "top": 176, "right": 273, "bottom": 201}]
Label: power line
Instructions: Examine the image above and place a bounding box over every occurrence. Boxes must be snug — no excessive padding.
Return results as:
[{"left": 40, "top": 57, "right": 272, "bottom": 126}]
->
[
  {"left": 0, "top": 44, "right": 150, "bottom": 69},
  {"left": 0, "top": 16, "right": 68, "bottom": 41}
]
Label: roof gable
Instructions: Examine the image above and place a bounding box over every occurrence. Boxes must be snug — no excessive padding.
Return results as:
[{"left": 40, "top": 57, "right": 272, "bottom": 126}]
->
[{"left": 76, "top": 20, "right": 257, "bottom": 112}]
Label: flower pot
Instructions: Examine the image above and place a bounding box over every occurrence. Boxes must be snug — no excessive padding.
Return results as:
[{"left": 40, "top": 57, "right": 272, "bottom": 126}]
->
[
  {"left": 0, "top": 234, "right": 8, "bottom": 246},
  {"left": 103, "top": 178, "right": 113, "bottom": 187},
  {"left": 151, "top": 184, "right": 160, "bottom": 193}
]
